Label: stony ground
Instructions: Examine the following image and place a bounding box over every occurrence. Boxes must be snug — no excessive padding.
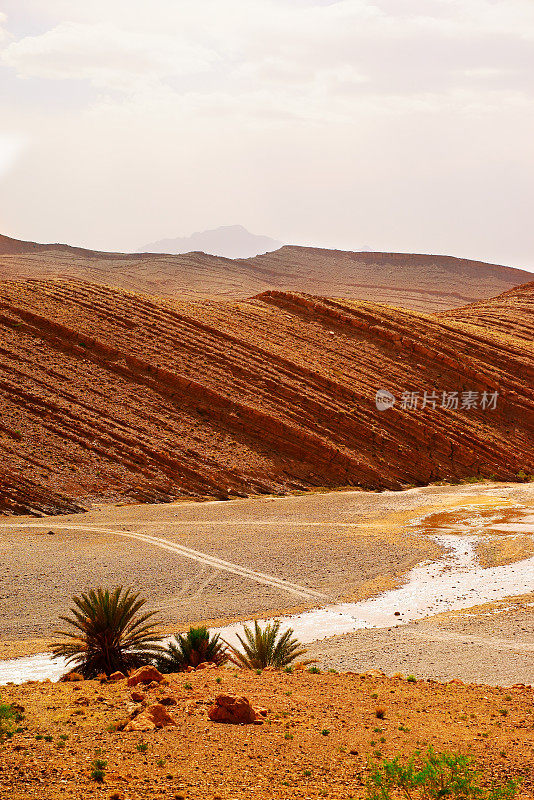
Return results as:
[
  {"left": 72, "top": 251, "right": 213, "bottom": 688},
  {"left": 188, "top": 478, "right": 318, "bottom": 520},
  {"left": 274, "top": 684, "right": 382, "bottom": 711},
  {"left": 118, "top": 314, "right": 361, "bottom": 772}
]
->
[
  {"left": 307, "top": 596, "right": 534, "bottom": 685},
  {"left": 1, "top": 667, "right": 534, "bottom": 800}
]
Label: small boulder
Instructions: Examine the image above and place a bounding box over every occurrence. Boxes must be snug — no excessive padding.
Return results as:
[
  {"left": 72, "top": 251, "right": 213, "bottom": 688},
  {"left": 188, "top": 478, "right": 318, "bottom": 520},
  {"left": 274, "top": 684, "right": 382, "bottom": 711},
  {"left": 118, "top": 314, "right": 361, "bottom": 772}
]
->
[
  {"left": 208, "top": 694, "right": 264, "bottom": 725},
  {"left": 124, "top": 712, "right": 156, "bottom": 732},
  {"left": 127, "top": 666, "right": 164, "bottom": 687},
  {"left": 123, "top": 702, "right": 177, "bottom": 731},
  {"left": 109, "top": 671, "right": 126, "bottom": 682},
  {"left": 146, "top": 703, "right": 178, "bottom": 728},
  {"left": 130, "top": 691, "right": 146, "bottom": 703},
  {"left": 158, "top": 695, "right": 177, "bottom": 706}
]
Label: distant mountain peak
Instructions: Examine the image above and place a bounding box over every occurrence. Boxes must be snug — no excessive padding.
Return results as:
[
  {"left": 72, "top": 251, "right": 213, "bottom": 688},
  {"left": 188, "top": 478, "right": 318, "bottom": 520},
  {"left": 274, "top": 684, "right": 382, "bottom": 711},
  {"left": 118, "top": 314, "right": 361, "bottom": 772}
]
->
[{"left": 139, "top": 225, "right": 283, "bottom": 259}]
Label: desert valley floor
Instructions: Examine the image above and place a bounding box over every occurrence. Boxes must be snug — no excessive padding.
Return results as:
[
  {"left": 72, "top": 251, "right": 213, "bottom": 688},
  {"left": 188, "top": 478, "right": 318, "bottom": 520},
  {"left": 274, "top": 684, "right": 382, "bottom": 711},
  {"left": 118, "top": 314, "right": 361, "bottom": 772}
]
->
[{"left": 1, "top": 481, "right": 533, "bottom": 685}]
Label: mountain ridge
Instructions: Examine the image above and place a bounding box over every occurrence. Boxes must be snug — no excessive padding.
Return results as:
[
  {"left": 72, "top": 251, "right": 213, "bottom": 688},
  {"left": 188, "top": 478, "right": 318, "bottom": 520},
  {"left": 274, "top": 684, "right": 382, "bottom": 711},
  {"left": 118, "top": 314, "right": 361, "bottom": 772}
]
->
[
  {"left": 140, "top": 224, "right": 283, "bottom": 258},
  {"left": 0, "top": 234, "right": 531, "bottom": 312}
]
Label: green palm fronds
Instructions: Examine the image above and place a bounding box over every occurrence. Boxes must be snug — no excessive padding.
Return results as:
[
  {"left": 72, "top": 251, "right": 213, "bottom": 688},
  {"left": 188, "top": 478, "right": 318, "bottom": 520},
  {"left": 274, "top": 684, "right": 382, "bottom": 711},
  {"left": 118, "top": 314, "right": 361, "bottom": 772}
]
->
[
  {"left": 50, "top": 586, "right": 164, "bottom": 679},
  {"left": 225, "top": 620, "right": 309, "bottom": 670},
  {"left": 156, "top": 626, "right": 228, "bottom": 673}
]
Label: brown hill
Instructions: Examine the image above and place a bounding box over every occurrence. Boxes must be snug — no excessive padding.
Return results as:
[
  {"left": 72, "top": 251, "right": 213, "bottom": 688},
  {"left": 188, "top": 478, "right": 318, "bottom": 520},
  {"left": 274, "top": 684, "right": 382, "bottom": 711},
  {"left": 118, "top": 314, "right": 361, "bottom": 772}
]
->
[
  {"left": 441, "top": 280, "right": 534, "bottom": 341},
  {"left": 0, "top": 234, "right": 531, "bottom": 311},
  {"left": 0, "top": 278, "right": 531, "bottom": 515}
]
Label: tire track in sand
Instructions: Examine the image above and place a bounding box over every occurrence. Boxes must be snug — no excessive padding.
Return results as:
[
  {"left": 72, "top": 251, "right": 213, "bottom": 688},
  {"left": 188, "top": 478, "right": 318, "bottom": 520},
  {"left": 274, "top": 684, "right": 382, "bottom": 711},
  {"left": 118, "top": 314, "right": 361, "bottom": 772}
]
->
[{"left": 0, "top": 523, "right": 328, "bottom": 602}]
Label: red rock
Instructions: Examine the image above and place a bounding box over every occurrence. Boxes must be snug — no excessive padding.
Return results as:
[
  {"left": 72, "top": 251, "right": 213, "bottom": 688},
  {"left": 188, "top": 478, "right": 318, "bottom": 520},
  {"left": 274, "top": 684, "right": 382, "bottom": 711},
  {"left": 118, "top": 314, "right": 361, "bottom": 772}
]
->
[
  {"left": 158, "top": 695, "right": 177, "bottom": 706},
  {"left": 123, "top": 702, "right": 177, "bottom": 731},
  {"left": 130, "top": 691, "right": 146, "bottom": 703},
  {"left": 127, "top": 666, "right": 164, "bottom": 687},
  {"left": 124, "top": 712, "right": 156, "bottom": 732},
  {"left": 109, "top": 671, "right": 126, "bottom": 682},
  {"left": 208, "top": 694, "right": 264, "bottom": 725},
  {"left": 146, "top": 703, "right": 178, "bottom": 728}
]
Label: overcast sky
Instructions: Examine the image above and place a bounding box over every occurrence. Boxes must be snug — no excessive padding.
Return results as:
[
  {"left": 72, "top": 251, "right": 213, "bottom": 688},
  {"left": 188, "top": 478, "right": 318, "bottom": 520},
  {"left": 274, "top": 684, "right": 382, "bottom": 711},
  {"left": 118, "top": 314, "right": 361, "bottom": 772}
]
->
[{"left": 1, "top": 0, "right": 533, "bottom": 269}]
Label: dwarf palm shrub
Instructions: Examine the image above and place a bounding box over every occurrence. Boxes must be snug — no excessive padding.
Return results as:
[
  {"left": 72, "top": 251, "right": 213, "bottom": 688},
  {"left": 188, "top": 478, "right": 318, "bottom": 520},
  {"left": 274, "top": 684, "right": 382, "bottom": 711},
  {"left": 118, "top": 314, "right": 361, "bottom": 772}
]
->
[
  {"left": 366, "top": 748, "right": 519, "bottom": 800},
  {"left": 51, "top": 586, "right": 164, "bottom": 678},
  {"left": 225, "top": 620, "right": 308, "bottom": 669},
  {"left": 156, "top": 626, "right": 228, "bottom": 672}
]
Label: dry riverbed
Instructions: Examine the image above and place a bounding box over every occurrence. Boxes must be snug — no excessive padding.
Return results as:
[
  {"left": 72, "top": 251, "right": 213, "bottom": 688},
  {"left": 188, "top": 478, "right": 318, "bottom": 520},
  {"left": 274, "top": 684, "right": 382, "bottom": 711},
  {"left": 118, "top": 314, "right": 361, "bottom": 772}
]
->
[{"left": 0, "top": 482, "right": 533, "bottom": 686}]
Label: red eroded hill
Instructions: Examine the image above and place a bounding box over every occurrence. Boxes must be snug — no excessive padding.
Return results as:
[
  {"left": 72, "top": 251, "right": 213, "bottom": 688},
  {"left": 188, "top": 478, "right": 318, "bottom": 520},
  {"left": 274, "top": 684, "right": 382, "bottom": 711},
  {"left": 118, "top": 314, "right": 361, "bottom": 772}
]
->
[
  {"left": 440, "top": 281, "right": 534, "bottom": 341},
  {"left": 0, "top": 279, "right": 532, "bottom": 515},
  {"left": 0, "top": 234, "right": 531, "bottom": 312}
]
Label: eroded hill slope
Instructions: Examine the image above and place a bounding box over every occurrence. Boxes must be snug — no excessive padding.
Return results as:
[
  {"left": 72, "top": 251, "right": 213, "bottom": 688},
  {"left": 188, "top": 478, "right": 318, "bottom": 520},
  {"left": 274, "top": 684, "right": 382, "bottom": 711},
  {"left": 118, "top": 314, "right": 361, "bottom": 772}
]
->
[
  {"left": 0, "top": 279, "right": 531, "bottom": 515},
  {"left": 0, "top": 235, "right": 531, "bottom": 311}
]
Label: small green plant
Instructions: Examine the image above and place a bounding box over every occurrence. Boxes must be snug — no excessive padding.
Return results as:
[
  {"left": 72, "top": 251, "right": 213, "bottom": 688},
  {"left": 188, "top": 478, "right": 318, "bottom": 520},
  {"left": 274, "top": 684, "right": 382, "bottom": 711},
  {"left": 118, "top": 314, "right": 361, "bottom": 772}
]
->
[
  {"left": 371, "top": 693, "right": 378, "bottom": 699},
  {"left": 44, "top": 734, "right": 53, "bottom": 742},
  {"left": 284, "top": 666, "right": 293, "bottom": 674},
  {"left": 215, "top": 676, "right": 222, "bottom": 684},
  {"left": 398, "top": 724, "right": 411, "bottom": 733},
  {"left": 51, "top": 586, "right": 164, "bottom": 678},
  {"left": 59, "top": 733, "right": 68, "bottom": 741},
  {"left": 308, "top": 666, "right": 321, "bottom": 674},
  {"left": 504, "top": 695, "right": 512, "bottom": 702},
  {"left": 375, "top": 707, "right": 386, "bottom": 719},
  {"left": 183, "top": 681, "right": 192, "bottom": 690},
  {"left": 498, "top": 709, "right": 508, "bottom": 717},
  {"left": 321, "top": 728, "right": 330, "bottom": 736},
  {"left": 303, "top": 769, "right": 312, "bottom": 777},
  {"left": 225, "top": 620, "right": 309, "bottom": 670},
  {"left": 136, "top": 742, "right": 148, "bottom": 752},
  {"left": 366, "top": 748, "right": 520, "bottom": 800},
  {"left": 156, "top": 626, "right": 228, "bottom": 672},
  {"left": 374, "top": 727, "right": 383, "bottom": 734},
  {"left": 0, "top": 699, "right": 16, "bottom": 740},
  {"left": 517, "top": 470, "right": 533, "bottom": 482},
  {"left": 284, "top": 732, "right": 294, "bottom": 740},
  {"left": 157, "top": 758, "right": 165, "bottom": 767},
  {"left": 90, "top": 758, "right": 107, "bottom": 783},
  {"left": 407, "top": 675, "right": 417, "bottom": 683}
]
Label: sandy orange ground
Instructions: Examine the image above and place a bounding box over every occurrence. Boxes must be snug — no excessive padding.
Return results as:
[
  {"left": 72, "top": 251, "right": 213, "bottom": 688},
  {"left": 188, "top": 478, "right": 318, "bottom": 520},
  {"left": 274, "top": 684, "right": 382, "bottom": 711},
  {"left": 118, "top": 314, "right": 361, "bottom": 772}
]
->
[{"left": 1, "top": 668, "right": 533, "bottom": 800}]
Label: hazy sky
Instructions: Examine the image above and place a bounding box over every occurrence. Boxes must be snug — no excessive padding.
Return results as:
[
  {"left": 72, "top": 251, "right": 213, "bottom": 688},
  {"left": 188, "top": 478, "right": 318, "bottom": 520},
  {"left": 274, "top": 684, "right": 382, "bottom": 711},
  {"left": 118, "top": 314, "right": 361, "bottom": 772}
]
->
[{"left": 1, "top": 0, "right": 533, "bottom": 268}]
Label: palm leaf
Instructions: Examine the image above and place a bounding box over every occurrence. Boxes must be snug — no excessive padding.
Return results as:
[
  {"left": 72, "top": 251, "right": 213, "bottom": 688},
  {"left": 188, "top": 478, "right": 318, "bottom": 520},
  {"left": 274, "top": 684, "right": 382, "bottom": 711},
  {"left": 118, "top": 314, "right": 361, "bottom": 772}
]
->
[
  {"left": 156, "top": 626, "right": 229, "bottom": 673},
  {"left": 225, "top": 620, "right": 308, "bottom": 669},
  {"left": 51, "top": 586, "right": 164, "bottom": 678}
]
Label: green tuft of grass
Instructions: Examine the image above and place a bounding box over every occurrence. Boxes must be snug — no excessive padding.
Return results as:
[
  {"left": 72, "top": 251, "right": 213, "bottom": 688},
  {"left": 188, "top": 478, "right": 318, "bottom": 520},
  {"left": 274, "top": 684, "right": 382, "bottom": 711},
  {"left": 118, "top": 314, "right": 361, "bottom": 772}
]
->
[{"left": 90, "top": 758, "right": 107, "bottom": 783}]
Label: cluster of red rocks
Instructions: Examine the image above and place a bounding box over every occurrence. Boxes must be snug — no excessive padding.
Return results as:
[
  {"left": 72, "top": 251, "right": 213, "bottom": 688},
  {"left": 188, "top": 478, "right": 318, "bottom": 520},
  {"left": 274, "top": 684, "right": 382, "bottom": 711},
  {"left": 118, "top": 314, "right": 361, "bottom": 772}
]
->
[{"left": 65, "top": 665, "right": 269, "bottom": 731}]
